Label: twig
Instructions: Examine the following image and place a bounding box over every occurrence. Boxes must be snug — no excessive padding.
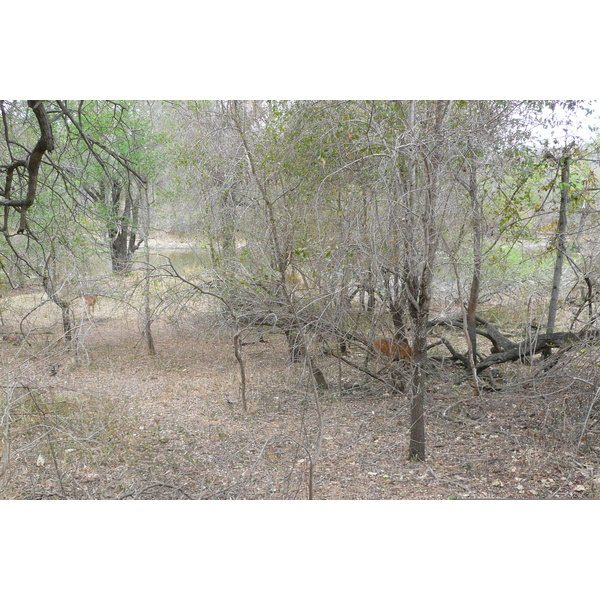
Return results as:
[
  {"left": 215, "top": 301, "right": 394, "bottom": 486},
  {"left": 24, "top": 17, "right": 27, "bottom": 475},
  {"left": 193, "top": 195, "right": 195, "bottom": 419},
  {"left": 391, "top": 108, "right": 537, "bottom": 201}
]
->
[
  {"left": 442, "top": 398, "right": 470, "bottom": 419},
  {"left": 426, "top": 466, "right": 473, "bottom": 495},
  {"left": 118, "top": 483, "right": 192, "bottom": 500},
  {"left": 577, "top": 385, "right": 600, "bottom": 452},
  {"left": 329, "top": 350, "right": 394, "bottom": 388}
]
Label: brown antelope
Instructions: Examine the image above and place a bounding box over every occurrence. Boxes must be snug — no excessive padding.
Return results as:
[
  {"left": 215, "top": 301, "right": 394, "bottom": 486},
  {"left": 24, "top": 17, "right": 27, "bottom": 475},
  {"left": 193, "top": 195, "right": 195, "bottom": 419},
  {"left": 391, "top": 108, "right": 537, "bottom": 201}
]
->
[
  {"left": 372, "top": 338, "right": 413, "bottom": 362},
  {"left": 83, "top": 294, "right": 97, "bottom": 316}
]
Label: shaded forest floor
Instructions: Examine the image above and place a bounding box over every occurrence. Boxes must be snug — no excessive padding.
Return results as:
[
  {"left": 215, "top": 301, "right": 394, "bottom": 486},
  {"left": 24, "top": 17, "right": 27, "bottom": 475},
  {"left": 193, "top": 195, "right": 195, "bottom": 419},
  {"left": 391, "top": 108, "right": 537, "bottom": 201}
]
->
[{"left": 1, "top": 291, "right": 600, "bottom": 500}]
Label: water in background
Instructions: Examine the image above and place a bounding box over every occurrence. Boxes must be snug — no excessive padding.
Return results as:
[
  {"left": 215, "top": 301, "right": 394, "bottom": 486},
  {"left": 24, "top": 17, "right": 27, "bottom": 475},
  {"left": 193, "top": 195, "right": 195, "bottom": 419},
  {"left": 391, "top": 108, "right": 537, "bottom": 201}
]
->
[
  {"left": 146, "top": 247, "right": 211, "bottom": 276},
  {"left": 87, "top": 246, "right": 211, "bottom": 278}
]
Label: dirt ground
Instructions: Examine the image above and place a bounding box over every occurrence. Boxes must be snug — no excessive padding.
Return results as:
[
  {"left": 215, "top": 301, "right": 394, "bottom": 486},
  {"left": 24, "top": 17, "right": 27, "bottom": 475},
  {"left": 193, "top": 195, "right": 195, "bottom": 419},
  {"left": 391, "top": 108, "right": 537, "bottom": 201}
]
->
[{"left": 1, "top": 290, "right": 599, "bottom": 500}]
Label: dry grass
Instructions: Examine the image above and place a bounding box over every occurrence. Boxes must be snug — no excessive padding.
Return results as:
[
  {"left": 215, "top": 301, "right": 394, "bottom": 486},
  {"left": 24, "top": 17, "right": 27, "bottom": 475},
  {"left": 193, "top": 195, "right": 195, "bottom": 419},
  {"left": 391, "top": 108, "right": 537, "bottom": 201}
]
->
[{"left": 1, "top": 287, "right": 599, "bottom": 500}]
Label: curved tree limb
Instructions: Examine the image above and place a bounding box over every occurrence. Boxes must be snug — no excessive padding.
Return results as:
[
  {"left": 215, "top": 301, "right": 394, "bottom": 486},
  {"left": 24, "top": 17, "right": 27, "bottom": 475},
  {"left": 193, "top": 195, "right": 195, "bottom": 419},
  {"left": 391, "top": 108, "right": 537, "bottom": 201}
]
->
[{"left": 0, "top": 101, "right": 54, "bottom": 232}]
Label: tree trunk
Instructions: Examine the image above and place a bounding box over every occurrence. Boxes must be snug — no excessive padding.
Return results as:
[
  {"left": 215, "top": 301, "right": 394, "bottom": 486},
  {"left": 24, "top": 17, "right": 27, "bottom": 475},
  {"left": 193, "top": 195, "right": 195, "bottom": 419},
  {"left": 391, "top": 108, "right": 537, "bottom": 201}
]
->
[
  {"left": 0, "top": 101, "right": 55, "bottom": 233},
  {"left": 546, "top": 148, "right": 571, "bottom": 345},
  {"left": 233, "top": 330, "right": 247, "bottom": 411},
  {"left": 466, "top": 149, "right": 482, "bottom": 365},
  {"left": 408, "top": 302, "right": 429, "bottom": 461},
  {"left": 405, "top": 100, "right": 450, "bottom": 462},
  {"left": 108, "top": 183, "right": 142, "bottom": 273},
  {"left": 284, "top": 328, "right": 304, "bottom": 362},
  {"left": 142, "top": 185, "right": 156, "bottom": 355},
  {"left": 220, "top": 189, "right": 237, "bottom": 253},
  {"left": 42, "top": 253, "right": 73, "bottom": 348}
]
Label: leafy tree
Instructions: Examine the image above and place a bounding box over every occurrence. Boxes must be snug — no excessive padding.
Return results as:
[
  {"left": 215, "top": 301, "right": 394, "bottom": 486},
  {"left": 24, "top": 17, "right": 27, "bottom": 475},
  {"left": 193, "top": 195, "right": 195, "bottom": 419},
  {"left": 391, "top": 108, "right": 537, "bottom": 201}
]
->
[{"left": 0, "top": 100, "right": 151, "bottom": 345}]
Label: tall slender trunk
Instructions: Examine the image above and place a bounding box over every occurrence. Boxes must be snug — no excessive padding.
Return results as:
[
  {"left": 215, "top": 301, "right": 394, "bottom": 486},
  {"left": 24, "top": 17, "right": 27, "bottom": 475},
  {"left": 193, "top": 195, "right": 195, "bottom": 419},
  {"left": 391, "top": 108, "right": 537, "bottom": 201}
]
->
[
  {"left": 42, "top": 251, "right": 72, "bottom": 348},
  {"left": 463, "top": 143, "right": 483, "bottom": 395},
  {"left": 406, "top": 100, "right": 450, "bottom": 462},
  {"left": 466, "top": 150, "right": 481, "bottom": 362},
  {"left": 546, "top": 148, "right": 571, "bottom": 340},
  {"left": 405, "top": 100, "right": 426, "bottom": 461},
  {"left": 142, "top": 185, "right": 156, "bottom": 355}
]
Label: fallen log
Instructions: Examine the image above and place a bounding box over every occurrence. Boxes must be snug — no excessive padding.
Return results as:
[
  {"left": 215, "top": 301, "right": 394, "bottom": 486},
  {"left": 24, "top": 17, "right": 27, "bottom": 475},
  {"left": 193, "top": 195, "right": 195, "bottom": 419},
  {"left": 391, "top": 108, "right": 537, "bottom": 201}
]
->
[
  {"left": 428, "top": 316, "right": 517, "bottom": 351},
  {"left": 475, "top": 331, "right": 583, "bottom": 373},
  {"left": 428, "top": 314, "right": 595, "bottom": 374}
]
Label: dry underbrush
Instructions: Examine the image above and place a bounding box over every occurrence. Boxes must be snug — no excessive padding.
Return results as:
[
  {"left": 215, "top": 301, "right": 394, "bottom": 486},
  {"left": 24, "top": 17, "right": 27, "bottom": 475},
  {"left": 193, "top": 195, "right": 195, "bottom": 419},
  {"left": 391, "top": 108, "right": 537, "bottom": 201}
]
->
[{"left": 1, "top": 290, "right": 599, "bottom": 500}]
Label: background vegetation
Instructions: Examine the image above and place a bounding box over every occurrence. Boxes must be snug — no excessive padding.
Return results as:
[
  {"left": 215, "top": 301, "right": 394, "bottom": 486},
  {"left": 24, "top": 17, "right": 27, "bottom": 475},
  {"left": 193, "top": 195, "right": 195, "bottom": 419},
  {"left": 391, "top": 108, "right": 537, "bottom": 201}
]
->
[
  {"left": 6, "top": 0, "right": 600, "bottom": 589},
  {"left": 2, "top": 100, "right": 600, "bottom": 503}
]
